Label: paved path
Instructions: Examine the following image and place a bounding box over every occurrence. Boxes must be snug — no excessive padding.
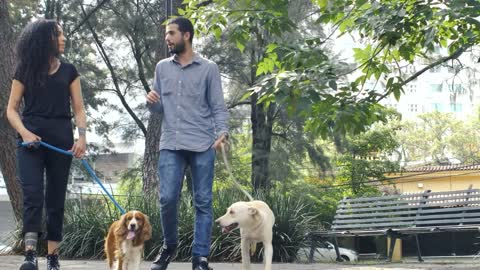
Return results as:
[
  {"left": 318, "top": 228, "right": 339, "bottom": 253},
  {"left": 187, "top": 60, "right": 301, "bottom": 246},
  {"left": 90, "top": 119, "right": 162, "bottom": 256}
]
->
[{"left": 1, "top": 256, "right": 480, "bottom": 270}]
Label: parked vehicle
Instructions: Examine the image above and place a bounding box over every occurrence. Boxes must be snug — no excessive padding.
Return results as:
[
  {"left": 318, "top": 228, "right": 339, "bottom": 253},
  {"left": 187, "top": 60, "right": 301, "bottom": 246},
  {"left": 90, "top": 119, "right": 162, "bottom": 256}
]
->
[{"left": 297, "top": 241, "right": 358, "bottom": 263}]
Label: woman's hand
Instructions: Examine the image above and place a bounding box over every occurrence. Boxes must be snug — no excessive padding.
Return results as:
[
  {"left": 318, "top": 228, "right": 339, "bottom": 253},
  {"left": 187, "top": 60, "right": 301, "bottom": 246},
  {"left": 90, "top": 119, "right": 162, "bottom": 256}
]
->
[
  {"left": 70, "top": 137, "right": 86, "bottom": 158},
  {"left": 21, "top": 130, "right": 41, "bottom": 146}
]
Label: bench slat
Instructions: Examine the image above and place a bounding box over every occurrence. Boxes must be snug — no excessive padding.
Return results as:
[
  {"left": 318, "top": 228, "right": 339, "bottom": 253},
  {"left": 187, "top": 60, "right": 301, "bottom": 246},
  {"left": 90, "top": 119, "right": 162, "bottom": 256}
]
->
[
  {"left": 338, "top": 194, "right": 480, "bottom": 209},
  {"left": 336, "top": 200, "right": 480, "bottom": 213},
  {"left": 333, "top": 212, "right": 480, "bottom": 224},
  {"left": 340, "top": 189, "right": 480, "bottom": 203},
  {"left": 334, "top": 206, "right": 480, "bottom": 219}
]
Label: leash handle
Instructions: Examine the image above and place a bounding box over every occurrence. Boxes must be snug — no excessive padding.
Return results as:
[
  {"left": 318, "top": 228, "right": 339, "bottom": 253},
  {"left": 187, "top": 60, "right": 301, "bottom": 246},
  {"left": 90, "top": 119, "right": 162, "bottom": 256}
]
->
[
  {"left": 21, "top": 141, "right": 72, "bottom": 156},
  {"left": 220, "top": 143, "right": 254, "bottom": 201},
  {"left": 20, "top": 141, "right": 126, "bottom": 214}
]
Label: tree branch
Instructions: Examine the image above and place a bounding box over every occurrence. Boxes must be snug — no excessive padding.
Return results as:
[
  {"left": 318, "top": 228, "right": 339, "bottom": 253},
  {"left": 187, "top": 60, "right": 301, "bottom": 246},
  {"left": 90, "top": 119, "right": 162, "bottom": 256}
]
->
[
  {"left": 227, "top": 100, "right": 250, "bottom": 109},
  {"left": 67, "top": 0, "right": 110, "bottom": 38},
  {"left": 81, "top": 5, "right": 147, "bottom": 136},
  {"left": 377, "top": 45, "right": 469, "bottom": 102},
  {"left": 272, "top": 132, "right": 289, "bottom": 141}
]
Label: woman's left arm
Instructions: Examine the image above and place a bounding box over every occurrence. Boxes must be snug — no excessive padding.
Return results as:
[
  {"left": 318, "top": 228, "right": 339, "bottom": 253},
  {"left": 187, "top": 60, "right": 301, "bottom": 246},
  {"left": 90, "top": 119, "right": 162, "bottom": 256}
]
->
[{"left": 70, "top": 77, "right": 87, "bottom": 158}]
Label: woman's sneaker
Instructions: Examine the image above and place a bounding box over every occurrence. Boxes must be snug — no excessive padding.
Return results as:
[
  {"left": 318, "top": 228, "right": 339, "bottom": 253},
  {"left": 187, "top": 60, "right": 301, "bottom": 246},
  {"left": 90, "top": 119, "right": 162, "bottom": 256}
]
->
[
  {"left": 19, "top": 250, "right": 38, "bottom": 270},
  {"left": 46, "top": 254, "right": 60, "bottom": 270}
]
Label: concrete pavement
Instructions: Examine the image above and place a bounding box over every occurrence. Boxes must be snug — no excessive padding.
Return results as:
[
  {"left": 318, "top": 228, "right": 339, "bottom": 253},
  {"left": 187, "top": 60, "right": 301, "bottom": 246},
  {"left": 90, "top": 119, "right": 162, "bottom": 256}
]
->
[{"left": 1, "top": 256, "right": 480, "bottom": 270}]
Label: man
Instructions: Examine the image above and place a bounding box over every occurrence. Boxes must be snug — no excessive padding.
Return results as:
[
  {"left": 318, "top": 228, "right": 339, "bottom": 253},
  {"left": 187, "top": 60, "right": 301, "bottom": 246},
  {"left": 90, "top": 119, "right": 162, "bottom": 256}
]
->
[{"left": 146, "top": 17, "right": 229, "bottom": 270}]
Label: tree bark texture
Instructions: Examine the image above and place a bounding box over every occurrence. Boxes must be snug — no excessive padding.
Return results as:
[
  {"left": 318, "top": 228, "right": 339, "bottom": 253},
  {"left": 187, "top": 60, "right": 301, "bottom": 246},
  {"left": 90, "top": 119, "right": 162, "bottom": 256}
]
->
[{"left": 0, "top": 0, "right": 24, "bottom": 222}]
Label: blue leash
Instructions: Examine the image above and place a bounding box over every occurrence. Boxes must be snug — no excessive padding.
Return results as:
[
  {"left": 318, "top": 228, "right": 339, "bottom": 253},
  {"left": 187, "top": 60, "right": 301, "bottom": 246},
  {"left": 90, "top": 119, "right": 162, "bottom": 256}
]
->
[{"left": 20, "top": 141, "right": 126, "bottom": 214}]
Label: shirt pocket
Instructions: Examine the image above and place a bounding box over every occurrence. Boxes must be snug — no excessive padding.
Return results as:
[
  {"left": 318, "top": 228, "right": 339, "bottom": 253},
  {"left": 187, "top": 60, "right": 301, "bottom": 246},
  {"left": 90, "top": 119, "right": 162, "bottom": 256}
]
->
[
  {"left": 185, "top": 78, "right": 204, "bottom": 97},
  {"left": 160, "top": 78, "right": 174, "bottom": 96}
]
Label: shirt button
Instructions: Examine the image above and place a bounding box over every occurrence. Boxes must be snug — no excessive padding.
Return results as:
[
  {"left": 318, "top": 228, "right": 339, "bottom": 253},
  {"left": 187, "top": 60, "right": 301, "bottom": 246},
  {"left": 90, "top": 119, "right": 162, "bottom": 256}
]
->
[
  {"left": 178, "top": 81, "right": 181, "bottom": 84},
  {"left": 177, "top": 105, "right": 180, "bottom": 109}
]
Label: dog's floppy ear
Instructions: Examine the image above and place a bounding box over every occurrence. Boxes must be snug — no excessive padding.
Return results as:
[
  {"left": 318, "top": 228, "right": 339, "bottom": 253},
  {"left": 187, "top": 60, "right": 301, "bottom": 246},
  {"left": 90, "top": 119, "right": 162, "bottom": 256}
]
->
[
  {"left": 142, "top": 215, "right": 152, "bottom": 241},
  {"left": 114, "top": 213, "right": 128, "bottom": 237},
  {"left": 248, "top": 207, "right": 258, "bottom": 216}
]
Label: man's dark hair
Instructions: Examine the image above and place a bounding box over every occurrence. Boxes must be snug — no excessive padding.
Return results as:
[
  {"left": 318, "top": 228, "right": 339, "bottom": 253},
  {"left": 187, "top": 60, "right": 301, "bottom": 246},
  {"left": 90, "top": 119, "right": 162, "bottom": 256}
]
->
[{"left": 167, "top": 17, "right": 194, "bottom": 43}]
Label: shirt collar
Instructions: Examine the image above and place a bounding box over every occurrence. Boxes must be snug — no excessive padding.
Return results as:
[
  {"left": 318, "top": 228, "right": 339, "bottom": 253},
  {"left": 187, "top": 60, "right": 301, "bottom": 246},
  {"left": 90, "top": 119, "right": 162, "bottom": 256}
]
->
[{"left": 170, "top": 53, "right": 203, "bottom": 65}]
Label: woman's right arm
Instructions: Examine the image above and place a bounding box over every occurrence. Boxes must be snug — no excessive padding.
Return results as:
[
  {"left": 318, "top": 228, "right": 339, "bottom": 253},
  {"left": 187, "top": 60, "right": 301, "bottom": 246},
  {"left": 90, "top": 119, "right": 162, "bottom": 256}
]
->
[{"left": 6, "top": 80, "right": 41, "bottom": 143}]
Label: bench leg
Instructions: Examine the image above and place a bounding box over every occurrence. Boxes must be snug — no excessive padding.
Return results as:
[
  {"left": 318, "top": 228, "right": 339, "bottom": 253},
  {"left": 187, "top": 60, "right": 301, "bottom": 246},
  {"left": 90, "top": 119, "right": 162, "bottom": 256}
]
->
[
  {"left": 415, "top": 234, "right": 424, "bottom": 262},
  {"left": 387, "top": 236, "right": 397, "bottom": 262},
  {"left": 308, "top": 236, "right": 316, "bottom": 263},
  {"left": 333, "top": 236, "right": 342, "bottom": 262}
]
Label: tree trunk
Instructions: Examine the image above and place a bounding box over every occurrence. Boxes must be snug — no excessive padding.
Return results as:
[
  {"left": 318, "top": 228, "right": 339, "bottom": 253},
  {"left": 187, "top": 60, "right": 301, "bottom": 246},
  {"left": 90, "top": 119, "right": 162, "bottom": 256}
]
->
[
  {"left": 142, "top": 113, "right": 161, "bottom": 195},
  {"left": 248, "top": 40, "right": 275, "bottom": 192},
  {"left": 0, "top": 0, "right": 23, "bottom": 222},
  {"left": 251, "top": 93, "right": 275, "bottom": 191}
]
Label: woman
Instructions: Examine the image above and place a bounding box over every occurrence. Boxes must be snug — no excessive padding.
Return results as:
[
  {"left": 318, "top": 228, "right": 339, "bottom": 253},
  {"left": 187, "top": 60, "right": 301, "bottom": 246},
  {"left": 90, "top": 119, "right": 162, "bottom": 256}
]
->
[{"left": 6, "top": 19, "right": 87, "bottom": 270}]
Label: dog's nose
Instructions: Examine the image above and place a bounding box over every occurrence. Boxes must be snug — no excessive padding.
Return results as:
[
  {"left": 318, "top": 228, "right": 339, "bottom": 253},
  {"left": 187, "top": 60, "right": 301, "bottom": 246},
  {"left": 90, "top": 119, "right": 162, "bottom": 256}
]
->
[{"left": 129, "top": 224, "right": 136, "bottom": 230}]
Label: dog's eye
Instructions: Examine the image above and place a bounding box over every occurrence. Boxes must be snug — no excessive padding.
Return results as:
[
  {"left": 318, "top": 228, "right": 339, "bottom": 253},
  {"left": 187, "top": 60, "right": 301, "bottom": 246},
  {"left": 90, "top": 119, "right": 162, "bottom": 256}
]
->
[
  {"left": 229, "top": 210, "right": 235, "bottom": 215},
  {"left": 127, "top": 216, "right": 132, "bottom": 220}
]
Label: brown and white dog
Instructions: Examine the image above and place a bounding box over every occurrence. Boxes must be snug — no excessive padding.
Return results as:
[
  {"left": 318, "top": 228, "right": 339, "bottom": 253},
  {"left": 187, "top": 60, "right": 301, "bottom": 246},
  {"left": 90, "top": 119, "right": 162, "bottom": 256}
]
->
[
  {"left": 216, "top": 200, "right": 275, "bottom": 270},
  {"left": 105, "top": 210, "right": 152, "bottom": 270}
]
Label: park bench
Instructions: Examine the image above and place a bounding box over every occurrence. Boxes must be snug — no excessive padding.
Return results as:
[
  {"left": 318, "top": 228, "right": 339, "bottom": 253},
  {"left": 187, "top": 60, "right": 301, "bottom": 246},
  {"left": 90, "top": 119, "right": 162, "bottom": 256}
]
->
[{"left": 306, "top": 188, "right": 480, "bottom": 263}]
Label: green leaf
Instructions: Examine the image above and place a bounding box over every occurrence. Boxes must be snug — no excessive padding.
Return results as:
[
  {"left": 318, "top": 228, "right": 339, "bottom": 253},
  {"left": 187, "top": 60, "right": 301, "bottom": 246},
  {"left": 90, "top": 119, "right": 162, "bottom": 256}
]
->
[
  {"left": 317, "top": 0, "right": 328, "bottom": 9},
  {"left": 393, "top": 85, "right": 401, "bottom": 101},
  {"left": 236, "top": 40, "right": 245, "bottom": 53},
  {"left": 328, "top": 80, "right": 337, "bottom": 90},
  {"left": 240, "top": 91, "right": 253, "bottom": 101},
  {"left": 266, "top": 43, "right": 278, "bottom": 53}
]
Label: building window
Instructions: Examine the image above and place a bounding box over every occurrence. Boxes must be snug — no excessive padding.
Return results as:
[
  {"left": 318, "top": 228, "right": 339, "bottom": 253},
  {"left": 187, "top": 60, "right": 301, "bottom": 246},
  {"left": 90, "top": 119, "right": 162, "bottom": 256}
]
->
[
  {"left": 430, "top": 84, "right": 442, "bottom": 93},
  {"left": 408, "top": 104, "right": 418, "bottom": 112},
  {"left": 448, "top": 84, "right": 464, "bottom": 94},
  {"left": 450, "top": 103, "right": 462, "bottom": 112},
  {"left": 407, "top": 84, "right": 416, "bottom": 93},
  {"left": 431, "top": 103, "right": 443, "bottom": 112}
]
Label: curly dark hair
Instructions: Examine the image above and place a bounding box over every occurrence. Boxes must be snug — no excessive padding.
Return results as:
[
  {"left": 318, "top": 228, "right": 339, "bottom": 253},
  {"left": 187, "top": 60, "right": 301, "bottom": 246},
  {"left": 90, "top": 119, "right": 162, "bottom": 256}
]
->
[{"left": 14, "top": 19, "right": 60, "bottom": 90}]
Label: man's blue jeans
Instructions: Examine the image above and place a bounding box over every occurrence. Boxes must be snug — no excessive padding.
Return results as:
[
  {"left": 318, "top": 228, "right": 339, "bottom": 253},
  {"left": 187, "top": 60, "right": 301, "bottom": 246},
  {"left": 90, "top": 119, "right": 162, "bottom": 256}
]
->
[{"left": 158, "top": 148, "right": 215, "bottom": 257}]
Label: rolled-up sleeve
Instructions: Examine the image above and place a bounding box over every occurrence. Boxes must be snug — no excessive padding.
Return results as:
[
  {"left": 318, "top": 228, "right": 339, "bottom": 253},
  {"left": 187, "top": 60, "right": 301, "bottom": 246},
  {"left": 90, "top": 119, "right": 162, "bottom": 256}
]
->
[
  {"left": 147, "top": 64, "right": 164, "bottom": 113},
  {"left": 207, "top": 63, "right": 229, "bottom": 136}
]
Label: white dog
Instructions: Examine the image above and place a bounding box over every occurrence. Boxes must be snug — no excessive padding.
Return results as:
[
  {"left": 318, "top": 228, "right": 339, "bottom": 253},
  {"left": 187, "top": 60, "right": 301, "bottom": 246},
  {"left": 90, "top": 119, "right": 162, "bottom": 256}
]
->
[{"left": 216, "top": 200, "right": 275, "bottom": 270}]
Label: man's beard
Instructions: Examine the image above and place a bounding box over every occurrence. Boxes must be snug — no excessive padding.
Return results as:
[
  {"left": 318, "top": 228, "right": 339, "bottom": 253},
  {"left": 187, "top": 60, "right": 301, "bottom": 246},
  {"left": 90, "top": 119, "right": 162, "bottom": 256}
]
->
[{"left": 169, "top": 40, "right": 186, "bottom": 54}]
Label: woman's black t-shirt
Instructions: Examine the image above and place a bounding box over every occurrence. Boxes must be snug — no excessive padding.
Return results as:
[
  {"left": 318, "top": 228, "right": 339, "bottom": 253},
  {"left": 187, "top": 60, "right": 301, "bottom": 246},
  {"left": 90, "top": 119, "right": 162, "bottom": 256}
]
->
[{"left": 14, "top": 62, "right": 79, "bottom": 119}]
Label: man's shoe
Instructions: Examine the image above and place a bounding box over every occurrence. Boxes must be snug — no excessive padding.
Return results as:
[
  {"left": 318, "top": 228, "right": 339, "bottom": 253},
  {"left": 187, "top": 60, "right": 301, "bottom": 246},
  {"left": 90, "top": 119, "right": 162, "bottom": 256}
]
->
[
  {"left": 192, "top": 256, "right": 212, "bottom": 270},
  {"left": 46, "top": 254, "right": 60, "bottom": 270},
  {"left": 19, "top": 250, "right": 38, "bottom": 270},
  {"left": 150, "top": 245, "right": 177, "bottom": 270}
]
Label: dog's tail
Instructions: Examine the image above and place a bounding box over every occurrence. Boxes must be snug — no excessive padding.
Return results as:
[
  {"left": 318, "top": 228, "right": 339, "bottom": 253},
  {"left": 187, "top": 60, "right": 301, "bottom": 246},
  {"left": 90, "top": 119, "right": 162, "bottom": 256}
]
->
[{"left": 220, "top": 143, "right": 254, "bottom": 201}]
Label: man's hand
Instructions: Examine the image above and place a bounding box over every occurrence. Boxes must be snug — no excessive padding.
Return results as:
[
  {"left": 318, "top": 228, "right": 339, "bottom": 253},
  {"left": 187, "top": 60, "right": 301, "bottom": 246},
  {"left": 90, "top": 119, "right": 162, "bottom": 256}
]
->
[
  {"left": 146, "top": 90, "right": 161, "bottom": 104},
  {"left": 70, "top": 137, "right": 86, "bottom": 158},
  {"left": 212, "top": 133, "right": 228, "bottom": 151}
]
